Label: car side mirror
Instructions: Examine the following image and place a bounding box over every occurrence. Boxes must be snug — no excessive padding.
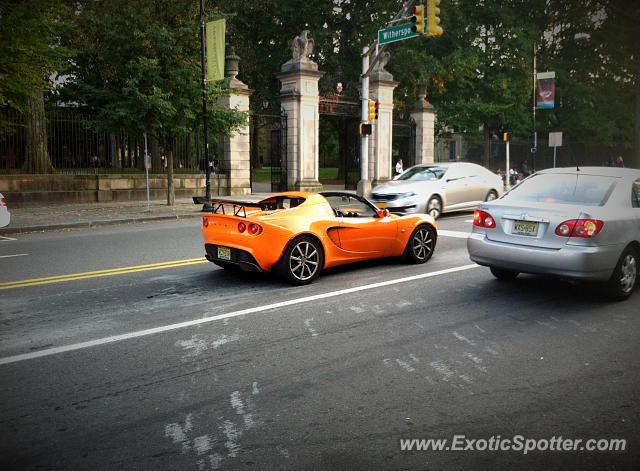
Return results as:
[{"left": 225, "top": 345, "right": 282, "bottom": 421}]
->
[{"left": 377, "top": 209, "right": 390, "bottom": 218}]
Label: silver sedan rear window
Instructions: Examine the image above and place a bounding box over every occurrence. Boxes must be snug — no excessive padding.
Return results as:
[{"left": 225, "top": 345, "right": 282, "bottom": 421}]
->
[{"left": 504, "top": 173, "right": 616, "bottom": 206}]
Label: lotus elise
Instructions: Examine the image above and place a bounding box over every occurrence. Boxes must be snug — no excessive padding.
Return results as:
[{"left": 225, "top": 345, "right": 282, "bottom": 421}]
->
[{"left": 195, "top": 191, "right": 437, "bottom": 285}]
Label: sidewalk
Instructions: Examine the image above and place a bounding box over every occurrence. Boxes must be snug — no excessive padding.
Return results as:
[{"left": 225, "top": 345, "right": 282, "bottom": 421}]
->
[{"left": 0, "top": 195, "right": 269, "bottom": 235}]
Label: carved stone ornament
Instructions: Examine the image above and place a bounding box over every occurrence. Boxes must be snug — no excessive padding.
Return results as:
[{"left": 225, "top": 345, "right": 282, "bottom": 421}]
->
[
  {"left": 291, "top": 30, "right": 314, "bottom": 60},
  {"left": 373, "top": 51, "right": 391, "bottom": 72}
]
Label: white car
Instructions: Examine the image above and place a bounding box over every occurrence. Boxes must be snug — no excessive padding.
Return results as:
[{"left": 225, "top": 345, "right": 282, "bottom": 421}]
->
[
  {"left": 369, "top": 162, "right": 504, "bottom": 219},
  {"left": 0, "top": 192, "right": 10, "bottom": 228}
]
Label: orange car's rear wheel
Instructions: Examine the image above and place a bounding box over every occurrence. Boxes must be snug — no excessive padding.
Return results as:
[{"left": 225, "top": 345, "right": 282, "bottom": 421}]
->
[
  {"left": 280, "top": 236, "right": 324, "bottom": 285},
  {"left": 405, "top": 224, "right": 436, "bottom": 264}
]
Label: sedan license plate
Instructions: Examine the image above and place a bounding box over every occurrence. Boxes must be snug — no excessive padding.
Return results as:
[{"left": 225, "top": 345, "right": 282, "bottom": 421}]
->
[
  {"left": 376, "top": 202, "right": 387, "bottom": 209},
  {"left": 512, "top": 220, "right": 538, "bottom": 236},
  {"left": 217, "top": 246, "right": 231, "bottom": 260}
]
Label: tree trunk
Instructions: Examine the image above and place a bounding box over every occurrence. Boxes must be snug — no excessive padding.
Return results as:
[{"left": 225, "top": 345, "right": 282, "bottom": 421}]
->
[
  {"left": 483, "top": 125, "right": 491, "bottom": 169},
  {"left": 167, "top": 143, "right": 175, "bottom": 206},
  {"left": 22, "top": 91, "right": 54, "bottom": 173}
]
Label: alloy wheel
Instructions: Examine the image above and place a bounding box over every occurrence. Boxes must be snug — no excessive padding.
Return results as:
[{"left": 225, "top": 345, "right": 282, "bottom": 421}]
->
[
  {"left": 619, "top": 254, "right": 637, "bottom": 293},
  {"left": 427, "top": 197, "right": 441, "bottom": 219},
  {"left": 289, "top": 240, "right": 320, "bottom": 282},
  {"left": 412, "top": 226, "right": 434, "bottom": 261}
]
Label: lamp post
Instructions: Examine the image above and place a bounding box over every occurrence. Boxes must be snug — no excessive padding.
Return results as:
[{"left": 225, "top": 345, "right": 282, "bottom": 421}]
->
[{"left": 199, "top": 0, "right": 212, "bottom": 211}]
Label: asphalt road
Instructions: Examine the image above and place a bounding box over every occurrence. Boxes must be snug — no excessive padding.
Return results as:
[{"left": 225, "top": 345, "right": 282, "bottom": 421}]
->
[{"left": 0, "top": 214, "right": 638, "bottom": 470}]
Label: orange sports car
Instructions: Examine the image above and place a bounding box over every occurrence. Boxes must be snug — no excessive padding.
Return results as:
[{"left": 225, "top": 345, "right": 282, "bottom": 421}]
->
[{"left": 196, "top": 191, "right": 438, "bottom": 285}]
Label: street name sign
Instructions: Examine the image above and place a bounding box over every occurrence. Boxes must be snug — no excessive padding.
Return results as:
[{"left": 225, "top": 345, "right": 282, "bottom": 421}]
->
[{"left": 378, "top": 24, "right": 417, "bottom": 45}]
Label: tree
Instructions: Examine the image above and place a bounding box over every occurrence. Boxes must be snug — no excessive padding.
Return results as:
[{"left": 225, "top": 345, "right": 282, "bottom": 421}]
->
[
  {"left": 0, "top": 0, "right": 73, "bottom": 173},
  {"left": 64, "top": 0, "right": 247, "bottom": 204}
]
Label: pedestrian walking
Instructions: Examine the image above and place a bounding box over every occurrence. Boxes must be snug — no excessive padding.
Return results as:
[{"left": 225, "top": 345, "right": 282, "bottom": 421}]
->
[
  {"left": 614, "top": 156, "right": 624, "bottom": 168},
  {"left": 395, "top": 158, "right": 404, "bottom": 176}
]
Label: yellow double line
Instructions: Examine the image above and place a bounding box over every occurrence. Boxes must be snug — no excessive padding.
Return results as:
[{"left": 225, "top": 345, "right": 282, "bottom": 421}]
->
[{"left": 0, "top": 258, "right": 208, "bottom": 290}]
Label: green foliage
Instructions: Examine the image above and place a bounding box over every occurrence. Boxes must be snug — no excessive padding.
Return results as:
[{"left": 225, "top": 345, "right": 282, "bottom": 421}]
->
[
  {"left": 0, "top": 0, "right": 73, "bottom": 132},
  {"left": 63, "top": 0, "right": 247, "bottom": 150}
]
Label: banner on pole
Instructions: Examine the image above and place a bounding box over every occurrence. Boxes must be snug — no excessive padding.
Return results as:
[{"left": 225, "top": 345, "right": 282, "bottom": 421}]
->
[
  {"left": 206, "top": 19, "right": 225, "bottom": 81},
  {"left": 536, "top": 71, "right": 555, "bottom": 109}
]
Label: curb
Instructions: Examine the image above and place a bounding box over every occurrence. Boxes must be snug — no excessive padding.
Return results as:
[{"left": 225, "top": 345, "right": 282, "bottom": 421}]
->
[{"left": 0, "top": 213, "right": 203, "bottom": 235}]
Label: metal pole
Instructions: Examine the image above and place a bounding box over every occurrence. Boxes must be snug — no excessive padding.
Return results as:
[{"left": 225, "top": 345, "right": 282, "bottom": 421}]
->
[
  {"left": 553, "top": 145, "right": 557, "bottom": 168},
  {"left": 506, "top": 139, "right": 511, "bottom": 191},
  {"left": 532, "top": 41, "right": 537, "bottom": 172},
  {"left": 144, "top": 132, "right": 150, "bottom": 212},
  {"left": 358, "top": 46, "right": 370, "bottom": 196},
  {"left": 200, "top": 0, "right": 212, "bottom": 210}
]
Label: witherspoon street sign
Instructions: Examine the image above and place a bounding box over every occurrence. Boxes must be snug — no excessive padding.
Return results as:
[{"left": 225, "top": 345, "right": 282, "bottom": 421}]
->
[{"left": 378, "top": 24, "right": 417, "bottom": 45}]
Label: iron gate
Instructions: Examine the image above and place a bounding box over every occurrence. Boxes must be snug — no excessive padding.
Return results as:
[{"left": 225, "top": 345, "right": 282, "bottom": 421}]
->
[
  {"left": 393, "top": 113, "right": 416, "bottom": 169},
  {"left": 319, "top": 92, "right": 361, "bottom": 189},
  {"left": 249, "top": 108, "right": 287, "bottom": 192}
]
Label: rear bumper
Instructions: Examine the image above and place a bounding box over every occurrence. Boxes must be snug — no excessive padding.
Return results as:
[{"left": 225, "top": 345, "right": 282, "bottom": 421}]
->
[
  {"left": 205, "top": 244, "right": 266, "bottom": 272},
  {"left": 467, "top": 232, "right": 620, "bottom": 281}
]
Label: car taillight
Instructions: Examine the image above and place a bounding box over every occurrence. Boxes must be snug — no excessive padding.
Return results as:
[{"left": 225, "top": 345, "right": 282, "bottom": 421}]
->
[
  {"left": 248, "top": 223, "right": 262, "bottom": 235},
  {"left": 203, "top": 217, "right": 209, "bottom": 228},
  {"left": 555, "top": 219, "right": 604, "bottom": 238},
  {"left": 237, "top": 222, "right": 246, "bottom": 233},
  {"left": 0, "top": 197, "right": 5, "bottom": 205},
  {"left": 473, "top": 210, "right": 496, "bottom": 228}
]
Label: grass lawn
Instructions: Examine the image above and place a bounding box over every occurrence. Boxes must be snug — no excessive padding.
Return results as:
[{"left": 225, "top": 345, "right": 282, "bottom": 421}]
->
[{"left": 251, "top": 167, "right": 340, "bottom": 182}]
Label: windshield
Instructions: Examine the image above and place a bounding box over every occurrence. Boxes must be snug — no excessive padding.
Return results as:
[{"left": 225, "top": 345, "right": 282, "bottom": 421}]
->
[
  {"left": 397, "top": 166, "right": 447, "bottom": 181},
  {"left": 504, "top": 173, "right": 616, "bottom": 206}
]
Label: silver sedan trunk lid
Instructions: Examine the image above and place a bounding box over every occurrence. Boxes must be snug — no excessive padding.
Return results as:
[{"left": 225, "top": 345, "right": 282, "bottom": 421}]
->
[{"left": 480, "top": 200, "right": 582, "bottom": 249}]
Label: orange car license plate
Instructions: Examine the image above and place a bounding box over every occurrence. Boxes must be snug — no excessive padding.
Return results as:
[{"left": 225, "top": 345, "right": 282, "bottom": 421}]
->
[
  {"left": 376, "top": 202, "right": 387, "bottom": 209},
  {"left": 512, "top": 220, "right": 538, "bottom": 236},
  {"left": 217, "top": 246, "right": 231, "bottom": 260}
]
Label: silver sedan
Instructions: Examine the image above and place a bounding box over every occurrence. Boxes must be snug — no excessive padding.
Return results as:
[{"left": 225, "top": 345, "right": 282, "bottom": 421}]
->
[
  {"left": 467, "top": 167, "right": 640, "bottom": 300},
  {"left": 369, "top": 162, "right": 504, "bottom": 219}
]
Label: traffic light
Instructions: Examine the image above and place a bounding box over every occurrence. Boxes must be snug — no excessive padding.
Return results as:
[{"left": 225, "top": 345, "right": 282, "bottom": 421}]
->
[
  {"left": 375, "top": 101, "right": 379, "bottom": 120},
  {"left": 426, "top": 0, "right": 443, "bottom": 36},
  {"left": 368, "top": 99, "right": 376, "bottom": 121},
  {"left": 411, "top": 5, "right": 424, "bottom": 34},
  {"left": 360, "top": 123, "right": 372, "bottom": 135},
  {"left": 503, "top": 132, "right": 511, "bottom": 142}
]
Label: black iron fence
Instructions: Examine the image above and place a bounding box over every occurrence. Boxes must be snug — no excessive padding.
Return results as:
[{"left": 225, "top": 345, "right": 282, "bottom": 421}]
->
[
  {"left": 0, "top": 109, "right": 206, "bottom": 174},
  {"left": 436, "top": 136, "right": 633, "bottom": 174}
]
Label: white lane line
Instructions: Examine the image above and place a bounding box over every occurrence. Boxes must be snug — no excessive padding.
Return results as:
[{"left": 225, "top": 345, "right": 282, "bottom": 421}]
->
[
  {"left": 0, "top": 236, "right": 17, "bottom": 241},
  {"left": 0, "top": 253, "right": 28, "bottom": 259},
  {"left": 464, "top": 220, "right": 473, "bottom": 223},
  {"left": 0, "top": 263, "right": 481, "bottom": 366},
  {"left": 438, "top": 230, "right": 471, "bottom": 239}
]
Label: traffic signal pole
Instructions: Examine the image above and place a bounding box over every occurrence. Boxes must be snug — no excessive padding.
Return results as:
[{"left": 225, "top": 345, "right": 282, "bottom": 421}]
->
[
  {"left": 358, "top": 46, "right": 370, "bottom": 197},
  {"left": 358, "top": 0, "right": 415, "bottom": 196}
]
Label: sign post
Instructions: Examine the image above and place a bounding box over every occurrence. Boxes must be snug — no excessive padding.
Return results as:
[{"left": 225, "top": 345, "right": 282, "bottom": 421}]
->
[
  {"left": 504, "top": 133, "right": 511, "bottom": 190},
  {"left": 549, "top": 131, "right": 562, "bottom": 167}
]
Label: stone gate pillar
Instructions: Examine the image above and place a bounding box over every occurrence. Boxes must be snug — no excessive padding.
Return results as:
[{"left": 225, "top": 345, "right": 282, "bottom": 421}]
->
[
  {"left": 410, "top": 83, "right": 436, "bottom": 165},
  {"left": 219, "top": 48, "right": 252, "bottom": 196},
  {"left": 276, "top": 31, "right": 324, "bottom": 192},
  {"left": 369, "top": 53, "right": 398, "bottom": 187}
]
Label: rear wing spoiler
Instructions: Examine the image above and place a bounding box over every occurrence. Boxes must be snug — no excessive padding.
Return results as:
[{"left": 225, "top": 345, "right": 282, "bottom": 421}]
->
[{"left": 193, "top": 196, "right": 266, "bottom": 217}]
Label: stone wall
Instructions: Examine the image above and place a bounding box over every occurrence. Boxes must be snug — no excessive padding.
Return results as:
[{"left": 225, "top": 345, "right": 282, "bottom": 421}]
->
[{"left": 0, "top": 174, "right": 228, "bottom": 207}]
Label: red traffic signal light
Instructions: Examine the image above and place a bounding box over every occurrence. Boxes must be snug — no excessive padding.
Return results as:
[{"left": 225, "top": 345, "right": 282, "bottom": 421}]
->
[{"left": 411, "top": 5, "right": 425, "bottom": 34}]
